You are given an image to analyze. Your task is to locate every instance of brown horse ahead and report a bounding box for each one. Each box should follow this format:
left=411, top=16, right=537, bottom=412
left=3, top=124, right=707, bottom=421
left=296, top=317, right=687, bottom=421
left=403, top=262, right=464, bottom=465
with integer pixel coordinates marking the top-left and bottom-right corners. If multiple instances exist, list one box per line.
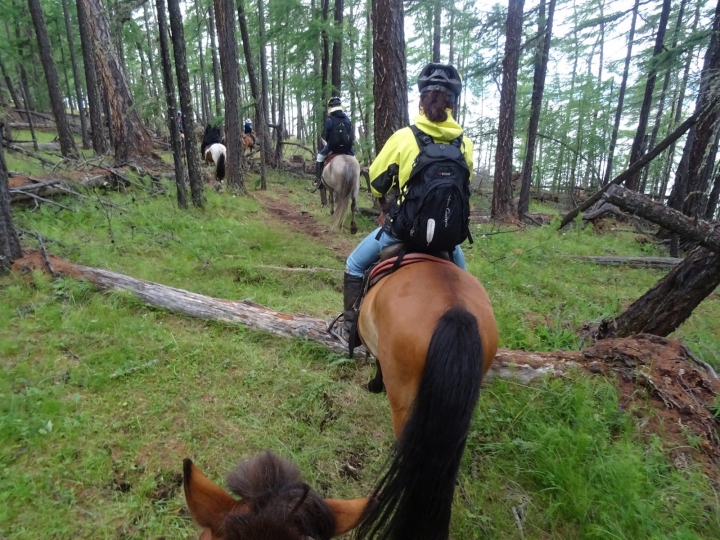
left=354, top=257, right=498, bottom=540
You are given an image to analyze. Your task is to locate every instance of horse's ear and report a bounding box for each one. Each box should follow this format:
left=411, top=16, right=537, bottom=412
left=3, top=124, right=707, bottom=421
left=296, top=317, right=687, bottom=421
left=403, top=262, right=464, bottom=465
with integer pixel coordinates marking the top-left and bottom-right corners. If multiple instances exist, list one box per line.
left=323, top=497, right=371, bottom=537
left=183, top=459, right=236, bottom=535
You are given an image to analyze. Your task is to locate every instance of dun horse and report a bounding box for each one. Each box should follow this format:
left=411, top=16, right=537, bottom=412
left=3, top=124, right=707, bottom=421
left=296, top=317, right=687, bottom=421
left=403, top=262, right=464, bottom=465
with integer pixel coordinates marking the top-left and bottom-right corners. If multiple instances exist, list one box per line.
left=320, top=154, right=360, bottom=233
left=182, top=255, right=497, bottom=539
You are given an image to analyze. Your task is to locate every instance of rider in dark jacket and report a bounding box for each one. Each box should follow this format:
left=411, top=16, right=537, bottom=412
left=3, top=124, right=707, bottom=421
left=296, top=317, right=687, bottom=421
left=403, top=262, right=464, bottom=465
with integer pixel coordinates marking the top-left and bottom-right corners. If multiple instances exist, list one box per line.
left=244, top=119, right=253, bottom=134
left=315, top=97, right=355, bottom=186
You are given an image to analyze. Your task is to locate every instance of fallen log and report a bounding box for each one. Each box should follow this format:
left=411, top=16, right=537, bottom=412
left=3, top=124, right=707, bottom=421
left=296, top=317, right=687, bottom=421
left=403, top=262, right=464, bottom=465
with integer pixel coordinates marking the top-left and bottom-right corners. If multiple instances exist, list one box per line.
left=9, top=171, right=114, bottom=204
left=602, top=184, right=720, bottom=252
left=571, top=256, right=683, bottom=269
left=10, top=251, right=719, bottom=461
left=559, top=105, right=710, bottom=229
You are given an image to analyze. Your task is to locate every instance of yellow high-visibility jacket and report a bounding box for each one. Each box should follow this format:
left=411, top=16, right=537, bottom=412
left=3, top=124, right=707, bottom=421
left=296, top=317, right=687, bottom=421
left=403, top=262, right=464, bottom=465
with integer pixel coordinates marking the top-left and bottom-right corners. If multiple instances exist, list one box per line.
left=369, top=111, right=474, bottom=199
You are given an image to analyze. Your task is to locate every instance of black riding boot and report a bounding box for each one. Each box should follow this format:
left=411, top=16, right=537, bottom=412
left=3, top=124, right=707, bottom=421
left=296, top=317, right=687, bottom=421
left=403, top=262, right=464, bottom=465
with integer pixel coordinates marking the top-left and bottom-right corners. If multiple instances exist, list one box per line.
left=315, top=161, right=324, bottom=188
left=343, top=272, right=364, bottom=346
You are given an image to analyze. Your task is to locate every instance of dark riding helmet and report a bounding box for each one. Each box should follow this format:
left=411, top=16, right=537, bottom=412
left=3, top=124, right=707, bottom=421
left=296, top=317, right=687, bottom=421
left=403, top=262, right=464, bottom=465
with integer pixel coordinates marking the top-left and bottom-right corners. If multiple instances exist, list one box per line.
left=417, top=63, right=462, bottom=103
left=328, top=96, right=341, bottom=108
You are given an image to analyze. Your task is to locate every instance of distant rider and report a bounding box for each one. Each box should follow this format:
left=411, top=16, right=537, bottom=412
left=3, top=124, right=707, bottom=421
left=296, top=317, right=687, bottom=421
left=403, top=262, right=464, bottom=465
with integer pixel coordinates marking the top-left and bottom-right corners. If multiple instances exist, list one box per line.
left=244, top=118, right=253, bottom=135
left=315, top=97, right=355, bottom=187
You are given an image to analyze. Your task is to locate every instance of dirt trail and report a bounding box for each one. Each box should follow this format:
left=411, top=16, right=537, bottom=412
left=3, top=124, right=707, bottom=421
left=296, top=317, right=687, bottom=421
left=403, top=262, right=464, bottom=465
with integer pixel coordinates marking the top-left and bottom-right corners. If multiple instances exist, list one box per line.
left=254, top=191, right=357, bottom=261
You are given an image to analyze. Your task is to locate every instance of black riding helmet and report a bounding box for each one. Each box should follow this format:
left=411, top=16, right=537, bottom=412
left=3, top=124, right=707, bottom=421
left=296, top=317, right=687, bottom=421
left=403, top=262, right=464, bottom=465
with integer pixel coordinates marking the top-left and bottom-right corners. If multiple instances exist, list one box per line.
left=417, top=63, right=462, bottom=103
left=328, top=96, right=341, bottom=108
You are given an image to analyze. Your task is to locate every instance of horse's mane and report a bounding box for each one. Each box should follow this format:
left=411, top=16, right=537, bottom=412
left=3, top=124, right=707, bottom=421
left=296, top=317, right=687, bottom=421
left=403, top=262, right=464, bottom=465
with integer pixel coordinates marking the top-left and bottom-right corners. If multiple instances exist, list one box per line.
left=225, top=451, right=336, bottom=540
left=201, top=125, right=223, bottom=153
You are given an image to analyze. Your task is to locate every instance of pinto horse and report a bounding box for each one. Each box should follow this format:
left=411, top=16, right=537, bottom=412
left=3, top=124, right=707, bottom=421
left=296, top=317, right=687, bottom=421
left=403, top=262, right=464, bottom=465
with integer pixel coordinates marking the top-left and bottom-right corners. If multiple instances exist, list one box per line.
left=352, top=256, right=498, bottom=539
left=183, top=450, right=369, bottom=539
left=203, top=143, right=226, bottom=181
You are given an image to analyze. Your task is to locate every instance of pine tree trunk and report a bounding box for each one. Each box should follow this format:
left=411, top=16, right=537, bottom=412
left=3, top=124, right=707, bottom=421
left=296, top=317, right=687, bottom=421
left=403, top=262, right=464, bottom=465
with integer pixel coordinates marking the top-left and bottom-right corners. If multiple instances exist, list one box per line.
left=275, top=46, right=286, bottom=166
left=79, top=0, right=152, bottom=163
left=142, top=2, right=160, bottom=99
left=257, top=0, right=272, bottom=169
left=681, top=0, right=720, bottom=217
left=625, top=0, right=671, bottom=191
left=0, top=53, right=22, bottom=111
left=643, top=0, right=687, bottom=195
left=28, top=0, right=78, bottom=158
left=57, top=20, right=75, bottom=117
left=432, top=0, right=441, bottom=63
left=331, top=0, right=344, bottom=94
left=214, top=0, right=244, bottom=191
left=518, top=0, right=555, bottom=218
left=61, top=0, right=91, bottom=149
left=600, top=248, right=720, bottom=338
left=167, top=0, right=204, bottom=206
left=194, top=5, right=209, bottom=126
left=705, top=171, right=720, bottom=220
left=602, top=0, right=640, bottom=186
left=372, top=0, right=408, bottom=152
left=491, top=0, right=524, bottom=219
left=0, top=121, right=22, bottom=274
left=76, top=0, right=107, bottom=154
left=155, top=0, right=187, bottom=209
left=208, top=3, right=222, bottom=118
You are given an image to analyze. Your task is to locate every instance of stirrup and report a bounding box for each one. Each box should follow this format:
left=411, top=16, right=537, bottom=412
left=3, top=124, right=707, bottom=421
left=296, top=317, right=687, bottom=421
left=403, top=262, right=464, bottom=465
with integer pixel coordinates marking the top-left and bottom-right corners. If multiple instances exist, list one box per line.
left=326, top=312, right=348, bottom=348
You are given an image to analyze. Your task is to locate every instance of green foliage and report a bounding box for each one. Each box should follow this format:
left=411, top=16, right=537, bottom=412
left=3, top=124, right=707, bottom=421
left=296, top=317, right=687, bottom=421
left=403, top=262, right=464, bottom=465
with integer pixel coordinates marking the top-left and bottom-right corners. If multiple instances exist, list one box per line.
left=1, top=154, right=719, bottom=537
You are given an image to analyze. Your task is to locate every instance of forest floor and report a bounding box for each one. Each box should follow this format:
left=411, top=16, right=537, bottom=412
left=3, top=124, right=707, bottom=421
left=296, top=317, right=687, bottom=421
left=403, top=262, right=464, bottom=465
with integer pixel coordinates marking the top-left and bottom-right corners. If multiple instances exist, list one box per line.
left=1, top=138, right=720, bottom=538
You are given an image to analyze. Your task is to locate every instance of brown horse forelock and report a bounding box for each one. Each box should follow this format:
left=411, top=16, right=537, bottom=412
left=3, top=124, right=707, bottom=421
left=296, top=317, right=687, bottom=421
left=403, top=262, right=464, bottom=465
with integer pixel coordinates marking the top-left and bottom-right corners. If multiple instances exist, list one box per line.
left=221, top=451, right=335, bottom=540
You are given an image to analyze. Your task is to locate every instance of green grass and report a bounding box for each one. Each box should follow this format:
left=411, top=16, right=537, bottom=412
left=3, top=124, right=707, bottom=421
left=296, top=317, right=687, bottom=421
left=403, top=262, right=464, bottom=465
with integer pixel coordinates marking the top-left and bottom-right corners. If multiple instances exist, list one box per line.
left=1, top=157, right=719, bottom=538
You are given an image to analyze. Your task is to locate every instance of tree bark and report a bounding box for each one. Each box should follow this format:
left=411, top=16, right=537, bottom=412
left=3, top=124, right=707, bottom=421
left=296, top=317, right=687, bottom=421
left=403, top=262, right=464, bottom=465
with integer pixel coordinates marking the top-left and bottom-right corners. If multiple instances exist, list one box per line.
left=208, top=3, right=222, bottom=118
left=331, top=0, right=344, bottom=94
left=155, top=0, right=187, bottom=209
left=61, top=0, right=90, bottom=150
left=625, top=0, right=672, bottom=192
left=602, top=185, right=720, bottom=253
left=599, top=247, right=720, bottom=339
left=681, top=0, right=720, bottom=217
left=432, top=0, right=441, bottom=62
left=76, top=0, right=107, bottom=155
left=257, top=0, right=273, bottom=169
left=570, top=256, right=683, bottom=269
left=372, top=0, right=409, bottom=152
left=0, top=53, right=23, bottom=111
left=491, top=0, right=524, bottom=219
left=518, top=0, right=555, bottom=218
left=0, top=121, right=22, bottom=274
left=214, top=0, right=244, bottom=191
left=705, top=171, right=720, bottom=220
left=79, top=0, right=152, bottom=163
left=238, top=0, right=267, bottom=190
left=602, top=0, right=640, bottom=186
left=28, top=0, right=78, bottom=158
left=167, top=0, right=204, bottom=207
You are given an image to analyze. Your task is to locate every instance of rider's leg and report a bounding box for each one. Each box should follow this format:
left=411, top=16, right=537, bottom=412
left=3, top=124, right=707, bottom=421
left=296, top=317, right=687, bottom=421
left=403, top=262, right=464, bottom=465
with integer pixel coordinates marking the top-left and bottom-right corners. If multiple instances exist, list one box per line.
left=342, top=227, right=401, bottom=339
left=452, top=245, right=467, bottom=270
left=315, top=149, right=329, bottom=188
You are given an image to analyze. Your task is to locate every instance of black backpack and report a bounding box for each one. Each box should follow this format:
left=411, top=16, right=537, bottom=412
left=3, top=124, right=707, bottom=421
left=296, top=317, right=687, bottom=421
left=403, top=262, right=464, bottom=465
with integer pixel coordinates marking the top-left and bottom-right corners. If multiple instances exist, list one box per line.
left=327, top=117, right=354, bottom=153
left=387, top=126, right=472, bottom=253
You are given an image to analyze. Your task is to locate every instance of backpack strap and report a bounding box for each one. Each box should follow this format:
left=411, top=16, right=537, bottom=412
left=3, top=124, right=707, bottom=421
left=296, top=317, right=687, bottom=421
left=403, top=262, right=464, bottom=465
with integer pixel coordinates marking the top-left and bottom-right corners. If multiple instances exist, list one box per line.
left=410, top=125, right=434, bottom=149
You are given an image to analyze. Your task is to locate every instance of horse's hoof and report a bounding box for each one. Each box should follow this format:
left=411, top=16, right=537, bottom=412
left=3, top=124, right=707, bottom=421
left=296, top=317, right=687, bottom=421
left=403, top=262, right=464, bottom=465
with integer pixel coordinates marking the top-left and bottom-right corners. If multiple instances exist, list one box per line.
left=350, top=224, right=358, bottom=234
left=367, top=379, right=385, bottom=394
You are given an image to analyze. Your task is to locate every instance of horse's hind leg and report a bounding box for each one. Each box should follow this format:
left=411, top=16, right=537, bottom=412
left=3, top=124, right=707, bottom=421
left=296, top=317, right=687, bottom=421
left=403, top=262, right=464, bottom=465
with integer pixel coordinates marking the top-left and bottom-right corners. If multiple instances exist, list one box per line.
left=319, top=184, right=327, bottom=207
left=350, top=196, right=357, bottom=235
left=367, top=359, right=384, bottom=393
left=329, top=190, right=335, bottom=216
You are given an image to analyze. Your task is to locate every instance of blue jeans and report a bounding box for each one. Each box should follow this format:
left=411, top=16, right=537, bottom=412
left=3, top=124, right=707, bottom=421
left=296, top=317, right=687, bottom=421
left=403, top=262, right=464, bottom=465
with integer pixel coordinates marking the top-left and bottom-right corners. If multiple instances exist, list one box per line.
left=346, top=227, right=467, bottom=277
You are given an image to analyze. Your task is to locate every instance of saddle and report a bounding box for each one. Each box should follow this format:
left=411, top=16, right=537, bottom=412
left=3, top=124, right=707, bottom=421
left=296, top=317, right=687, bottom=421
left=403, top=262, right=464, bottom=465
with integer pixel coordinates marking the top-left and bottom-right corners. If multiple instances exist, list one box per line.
left=343, top=245, right=454, bottom=357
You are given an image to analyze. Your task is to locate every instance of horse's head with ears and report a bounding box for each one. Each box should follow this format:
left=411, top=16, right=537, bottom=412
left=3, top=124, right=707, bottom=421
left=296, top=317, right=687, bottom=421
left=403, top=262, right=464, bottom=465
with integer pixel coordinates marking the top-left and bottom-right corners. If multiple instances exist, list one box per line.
left=183, top=451, right=369, bottom=540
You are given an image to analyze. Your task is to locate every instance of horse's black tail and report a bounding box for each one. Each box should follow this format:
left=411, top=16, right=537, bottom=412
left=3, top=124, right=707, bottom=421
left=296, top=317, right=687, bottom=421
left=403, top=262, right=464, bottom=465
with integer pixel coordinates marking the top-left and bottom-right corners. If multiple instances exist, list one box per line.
left=355, top=306, right=483, bottom=540
left=216, top=151, right=226, bottom=181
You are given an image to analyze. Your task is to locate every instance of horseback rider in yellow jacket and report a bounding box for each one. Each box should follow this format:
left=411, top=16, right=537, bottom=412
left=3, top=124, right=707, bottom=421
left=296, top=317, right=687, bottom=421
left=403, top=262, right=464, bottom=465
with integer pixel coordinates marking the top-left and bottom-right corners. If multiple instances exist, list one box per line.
left=368, top=112, right=473, bottom=201
left=334, top=63, right=473, bottom=346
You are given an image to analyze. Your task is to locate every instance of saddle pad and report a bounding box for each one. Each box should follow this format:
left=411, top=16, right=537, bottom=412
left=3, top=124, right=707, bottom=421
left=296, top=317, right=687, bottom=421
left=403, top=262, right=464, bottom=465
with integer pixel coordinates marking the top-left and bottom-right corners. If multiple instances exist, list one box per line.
left=368, top=253, right=455, bottom=286
left=324, top=153, right=341, bottom=167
